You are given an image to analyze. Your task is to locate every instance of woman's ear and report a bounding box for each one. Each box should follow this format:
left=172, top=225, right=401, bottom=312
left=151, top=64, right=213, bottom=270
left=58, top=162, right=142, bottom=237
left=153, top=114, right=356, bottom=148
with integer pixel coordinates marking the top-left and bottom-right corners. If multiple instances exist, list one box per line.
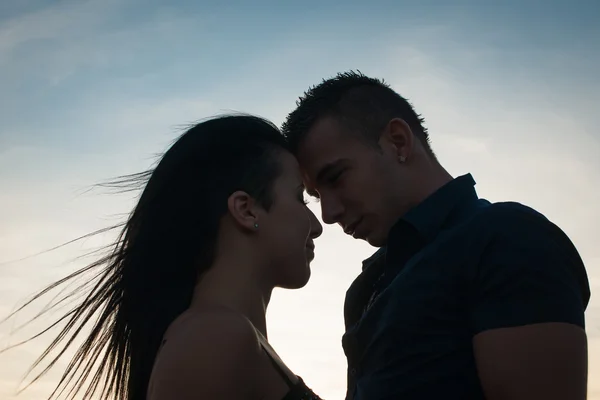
left=227, top=191, right=259, bottom=231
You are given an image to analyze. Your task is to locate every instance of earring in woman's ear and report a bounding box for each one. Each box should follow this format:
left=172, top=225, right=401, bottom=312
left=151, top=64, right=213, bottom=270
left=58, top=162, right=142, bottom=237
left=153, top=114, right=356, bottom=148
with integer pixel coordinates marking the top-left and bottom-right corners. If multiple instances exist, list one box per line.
left=254, top=222, right=259, bottom=229
left=399, top=155, right=407, bottom=163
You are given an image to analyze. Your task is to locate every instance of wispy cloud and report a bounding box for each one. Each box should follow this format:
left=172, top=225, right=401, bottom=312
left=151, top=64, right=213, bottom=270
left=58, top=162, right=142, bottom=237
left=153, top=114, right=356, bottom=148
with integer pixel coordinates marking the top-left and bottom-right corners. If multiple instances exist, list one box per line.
left=0, top=0, right=123, bottom=62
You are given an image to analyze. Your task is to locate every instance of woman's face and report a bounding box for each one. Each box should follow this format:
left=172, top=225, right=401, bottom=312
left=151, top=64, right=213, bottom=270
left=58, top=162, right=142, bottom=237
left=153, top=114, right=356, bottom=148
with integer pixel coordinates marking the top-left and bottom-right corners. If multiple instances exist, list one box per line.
left=258, top=151, right=323, bottom=289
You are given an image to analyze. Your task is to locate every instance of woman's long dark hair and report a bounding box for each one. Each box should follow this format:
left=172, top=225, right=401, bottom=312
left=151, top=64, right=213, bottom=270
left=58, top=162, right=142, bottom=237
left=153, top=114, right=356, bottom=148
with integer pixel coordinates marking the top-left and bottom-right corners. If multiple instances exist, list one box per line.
left=1, top=115, right=289, bottom=400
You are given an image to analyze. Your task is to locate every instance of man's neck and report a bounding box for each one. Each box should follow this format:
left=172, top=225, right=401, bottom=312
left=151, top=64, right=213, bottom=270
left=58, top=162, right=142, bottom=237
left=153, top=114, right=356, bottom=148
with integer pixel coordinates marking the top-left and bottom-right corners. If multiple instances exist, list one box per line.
left=416, top=162, right=453, bottom=205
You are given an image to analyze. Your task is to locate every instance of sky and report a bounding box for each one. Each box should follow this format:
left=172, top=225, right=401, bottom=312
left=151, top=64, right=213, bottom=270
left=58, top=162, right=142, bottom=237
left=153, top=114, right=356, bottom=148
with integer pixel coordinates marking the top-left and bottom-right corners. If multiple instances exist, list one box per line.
left=0, top=0, right=599, bottom=398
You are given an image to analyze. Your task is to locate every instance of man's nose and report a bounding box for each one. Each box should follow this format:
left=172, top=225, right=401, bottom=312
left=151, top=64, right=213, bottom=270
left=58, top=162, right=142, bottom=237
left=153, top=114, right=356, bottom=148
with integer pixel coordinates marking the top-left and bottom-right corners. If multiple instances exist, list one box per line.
left=320, top=194, right=344, bottom=225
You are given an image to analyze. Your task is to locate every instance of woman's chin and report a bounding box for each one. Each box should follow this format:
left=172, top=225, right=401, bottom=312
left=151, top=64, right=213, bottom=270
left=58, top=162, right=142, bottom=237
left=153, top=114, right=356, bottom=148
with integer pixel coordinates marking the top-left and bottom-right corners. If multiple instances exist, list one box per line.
left=277, top=267, right=311, bottom=290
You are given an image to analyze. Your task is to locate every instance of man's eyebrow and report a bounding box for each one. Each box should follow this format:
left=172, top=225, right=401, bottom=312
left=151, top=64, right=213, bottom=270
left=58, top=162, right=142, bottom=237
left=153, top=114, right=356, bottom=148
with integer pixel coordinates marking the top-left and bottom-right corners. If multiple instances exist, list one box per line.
left=304, top=159, right=347, bottom=199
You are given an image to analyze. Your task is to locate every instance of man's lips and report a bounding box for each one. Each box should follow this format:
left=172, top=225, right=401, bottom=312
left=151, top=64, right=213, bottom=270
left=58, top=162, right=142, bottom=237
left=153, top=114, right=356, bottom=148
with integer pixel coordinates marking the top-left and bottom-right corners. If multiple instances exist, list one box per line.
left=344, top=218, right=362, bottom=236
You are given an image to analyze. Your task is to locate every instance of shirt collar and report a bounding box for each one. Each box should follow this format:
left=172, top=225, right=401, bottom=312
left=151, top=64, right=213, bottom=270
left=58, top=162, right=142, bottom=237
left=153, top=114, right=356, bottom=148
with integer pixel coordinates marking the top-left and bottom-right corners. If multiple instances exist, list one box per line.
left=362, top=173, right=480, bottom=271
left=393, top=173, right=479, bottom=243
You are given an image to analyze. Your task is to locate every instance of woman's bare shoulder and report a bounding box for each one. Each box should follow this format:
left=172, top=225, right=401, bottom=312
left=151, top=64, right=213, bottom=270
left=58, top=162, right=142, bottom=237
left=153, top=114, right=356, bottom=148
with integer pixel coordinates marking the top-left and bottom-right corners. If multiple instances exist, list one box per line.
left=148, top=311, right=262, bottom=400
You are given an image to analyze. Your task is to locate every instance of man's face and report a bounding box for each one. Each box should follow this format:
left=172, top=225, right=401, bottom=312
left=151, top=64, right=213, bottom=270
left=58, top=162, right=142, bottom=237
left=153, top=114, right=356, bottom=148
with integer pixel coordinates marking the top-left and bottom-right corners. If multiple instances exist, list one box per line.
left=295, top=117, right=412, bottom=247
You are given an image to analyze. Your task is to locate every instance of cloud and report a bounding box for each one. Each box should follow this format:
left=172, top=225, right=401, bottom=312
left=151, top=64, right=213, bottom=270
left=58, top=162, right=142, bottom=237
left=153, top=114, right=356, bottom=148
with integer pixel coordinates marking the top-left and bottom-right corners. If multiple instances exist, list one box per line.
left=0, top=0, right=121, bottom=61
left=0, top=0, right=215, bottom=88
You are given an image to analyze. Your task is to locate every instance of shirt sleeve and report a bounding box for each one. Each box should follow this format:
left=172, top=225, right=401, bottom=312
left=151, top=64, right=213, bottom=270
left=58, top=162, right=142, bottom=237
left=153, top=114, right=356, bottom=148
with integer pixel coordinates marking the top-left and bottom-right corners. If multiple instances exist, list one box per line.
left=471, top=206, right=590, bottom=334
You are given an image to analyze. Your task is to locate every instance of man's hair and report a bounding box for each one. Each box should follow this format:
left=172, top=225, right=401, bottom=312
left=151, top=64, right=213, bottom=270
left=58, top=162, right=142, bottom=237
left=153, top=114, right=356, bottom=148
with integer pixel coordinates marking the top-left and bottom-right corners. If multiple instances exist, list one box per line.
left=281, top=70, right=434, bottom=158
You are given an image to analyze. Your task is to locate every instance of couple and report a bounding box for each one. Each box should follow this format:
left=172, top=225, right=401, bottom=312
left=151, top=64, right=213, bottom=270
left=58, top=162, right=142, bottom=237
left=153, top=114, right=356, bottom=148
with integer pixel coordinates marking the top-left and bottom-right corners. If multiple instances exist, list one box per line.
left=20, top=71, right=590, bottom=400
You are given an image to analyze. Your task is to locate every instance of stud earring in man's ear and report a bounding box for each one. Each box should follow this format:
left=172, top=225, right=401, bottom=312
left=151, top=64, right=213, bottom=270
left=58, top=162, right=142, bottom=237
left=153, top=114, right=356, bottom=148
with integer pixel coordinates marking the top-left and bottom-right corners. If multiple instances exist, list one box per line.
left=399, top=155, right=407, bottom=163
left=254, top=222, right=259, bottom=229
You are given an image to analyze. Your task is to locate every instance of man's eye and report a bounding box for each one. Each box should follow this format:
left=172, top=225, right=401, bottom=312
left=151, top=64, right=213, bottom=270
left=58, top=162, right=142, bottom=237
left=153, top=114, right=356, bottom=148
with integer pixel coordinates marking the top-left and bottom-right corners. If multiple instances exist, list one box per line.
left=327, top=170, right=343, bottom=184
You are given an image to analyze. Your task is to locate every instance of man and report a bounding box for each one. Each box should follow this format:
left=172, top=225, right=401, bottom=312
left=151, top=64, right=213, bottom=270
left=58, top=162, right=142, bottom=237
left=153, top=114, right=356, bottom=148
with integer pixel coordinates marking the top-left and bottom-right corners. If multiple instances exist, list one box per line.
left=281, top=71, right=590, bottom=400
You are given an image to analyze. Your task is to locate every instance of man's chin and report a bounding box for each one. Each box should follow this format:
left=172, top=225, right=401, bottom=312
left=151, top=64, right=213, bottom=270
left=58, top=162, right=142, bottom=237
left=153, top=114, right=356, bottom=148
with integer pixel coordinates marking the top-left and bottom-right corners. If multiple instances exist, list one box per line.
left=346, top=226, right=386, bottom=247
left=364, top=233, right=387, bottom=248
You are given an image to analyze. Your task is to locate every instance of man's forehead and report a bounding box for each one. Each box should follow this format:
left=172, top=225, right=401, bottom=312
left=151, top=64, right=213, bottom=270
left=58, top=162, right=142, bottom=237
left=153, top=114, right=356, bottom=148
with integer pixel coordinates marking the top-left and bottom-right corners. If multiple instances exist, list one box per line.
left=295, top=117, right=352, bottom=190
left=296, top=117, right=344, bottom=158
left=299, top=168, right=319, bottom=198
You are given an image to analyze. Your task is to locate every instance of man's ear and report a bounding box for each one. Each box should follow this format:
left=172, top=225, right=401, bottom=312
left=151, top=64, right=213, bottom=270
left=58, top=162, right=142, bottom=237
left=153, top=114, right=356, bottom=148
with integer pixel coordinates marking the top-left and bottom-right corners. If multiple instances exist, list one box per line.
left=379, top=118, right=414, bottom=163
left=226, top=191, right=259, bottom=231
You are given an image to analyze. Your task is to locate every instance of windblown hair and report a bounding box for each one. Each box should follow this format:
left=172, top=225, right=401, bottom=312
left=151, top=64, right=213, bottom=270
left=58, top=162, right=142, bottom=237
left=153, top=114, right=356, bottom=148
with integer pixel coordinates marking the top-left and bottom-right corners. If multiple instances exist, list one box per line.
left=1, top=114, right=289, bottom=400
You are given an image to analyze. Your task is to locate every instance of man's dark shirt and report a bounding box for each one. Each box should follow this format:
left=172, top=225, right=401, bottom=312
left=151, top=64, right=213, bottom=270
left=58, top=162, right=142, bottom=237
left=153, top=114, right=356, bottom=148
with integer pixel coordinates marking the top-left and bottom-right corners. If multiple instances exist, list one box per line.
left=342, top=174, right=590, bottom=400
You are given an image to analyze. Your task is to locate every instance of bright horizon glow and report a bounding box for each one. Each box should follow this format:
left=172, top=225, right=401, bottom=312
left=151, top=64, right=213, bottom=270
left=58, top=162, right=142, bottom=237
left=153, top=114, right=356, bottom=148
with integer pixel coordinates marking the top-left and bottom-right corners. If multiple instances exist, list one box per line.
left=1, top=1, right=599, bottom=399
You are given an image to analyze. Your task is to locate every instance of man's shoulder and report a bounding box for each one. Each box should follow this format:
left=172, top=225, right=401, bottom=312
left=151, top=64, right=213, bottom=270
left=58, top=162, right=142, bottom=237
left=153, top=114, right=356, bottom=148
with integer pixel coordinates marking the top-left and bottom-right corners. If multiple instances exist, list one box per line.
left=475, top=200, right=545, bottom=223
left=473, top=202, right=590, bottom=307
left=470, top=201, right=558, bottom=239
left=468, top=200, right=585, bottom=264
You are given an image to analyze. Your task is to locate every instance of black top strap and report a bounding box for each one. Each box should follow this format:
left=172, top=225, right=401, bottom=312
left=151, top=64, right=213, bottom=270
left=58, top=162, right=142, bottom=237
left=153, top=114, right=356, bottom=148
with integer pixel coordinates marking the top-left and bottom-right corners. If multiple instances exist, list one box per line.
left=260, top=344, right=296, bottom=388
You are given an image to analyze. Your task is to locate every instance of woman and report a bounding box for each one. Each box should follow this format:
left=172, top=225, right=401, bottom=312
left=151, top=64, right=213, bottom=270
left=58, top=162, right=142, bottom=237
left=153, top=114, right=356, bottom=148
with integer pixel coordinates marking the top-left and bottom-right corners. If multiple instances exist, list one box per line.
left=6, top=115, right=324, bottom=400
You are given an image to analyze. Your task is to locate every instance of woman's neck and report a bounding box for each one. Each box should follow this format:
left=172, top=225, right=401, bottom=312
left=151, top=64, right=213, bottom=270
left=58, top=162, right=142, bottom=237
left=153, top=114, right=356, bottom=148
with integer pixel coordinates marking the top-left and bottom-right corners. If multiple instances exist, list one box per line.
left=189, top=262, right=273, bottom=337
